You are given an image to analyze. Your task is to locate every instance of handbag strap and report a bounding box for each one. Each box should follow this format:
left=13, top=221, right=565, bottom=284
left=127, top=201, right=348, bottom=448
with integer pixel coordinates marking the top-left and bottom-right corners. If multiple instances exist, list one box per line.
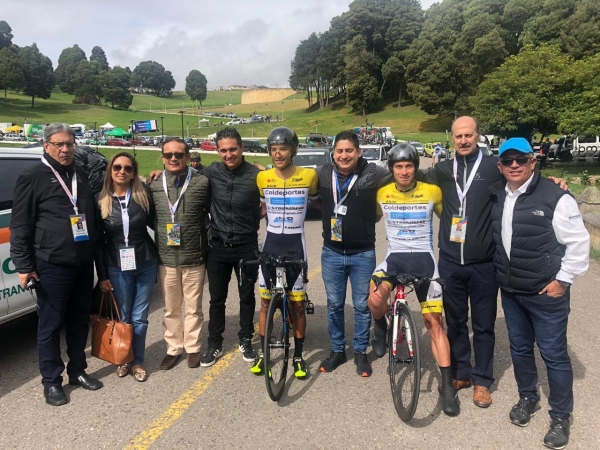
left=98, top=291, right=123, bottom=322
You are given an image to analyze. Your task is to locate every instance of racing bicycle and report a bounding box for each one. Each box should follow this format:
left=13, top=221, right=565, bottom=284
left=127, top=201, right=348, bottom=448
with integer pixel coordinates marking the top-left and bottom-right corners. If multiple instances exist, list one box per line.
left=239, top=252, right=313, bottom=401
left=371, top=272, right=445, bottom=422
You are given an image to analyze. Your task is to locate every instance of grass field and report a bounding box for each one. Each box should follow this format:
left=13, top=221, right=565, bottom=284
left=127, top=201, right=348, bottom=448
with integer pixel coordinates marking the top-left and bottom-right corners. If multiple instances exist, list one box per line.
left=0, top=88, right=451, bottom=144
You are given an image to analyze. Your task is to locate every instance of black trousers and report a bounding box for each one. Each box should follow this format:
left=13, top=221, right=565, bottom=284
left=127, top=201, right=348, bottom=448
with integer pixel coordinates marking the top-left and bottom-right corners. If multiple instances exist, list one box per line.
left=438, top=258, right=498, bottom=388
left=206, top=240, right=258, bottom=348
left=36, top=257, right=94, bottom=387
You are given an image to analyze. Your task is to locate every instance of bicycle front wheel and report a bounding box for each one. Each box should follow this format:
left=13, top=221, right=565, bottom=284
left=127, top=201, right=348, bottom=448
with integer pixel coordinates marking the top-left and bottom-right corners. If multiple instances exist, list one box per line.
left=264, top=292, right=290, bottom=401
left=389, top=301, right=421, bottom=422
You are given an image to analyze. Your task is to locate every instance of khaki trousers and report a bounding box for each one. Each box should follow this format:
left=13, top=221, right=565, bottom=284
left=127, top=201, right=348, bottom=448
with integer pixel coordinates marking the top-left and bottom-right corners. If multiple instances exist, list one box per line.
left=158, top=264, right=205, bottom=355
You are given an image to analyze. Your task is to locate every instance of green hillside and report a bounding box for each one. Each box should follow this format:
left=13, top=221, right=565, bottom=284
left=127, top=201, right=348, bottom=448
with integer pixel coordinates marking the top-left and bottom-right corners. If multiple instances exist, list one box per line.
left=0, top=89, right=451, bottom=144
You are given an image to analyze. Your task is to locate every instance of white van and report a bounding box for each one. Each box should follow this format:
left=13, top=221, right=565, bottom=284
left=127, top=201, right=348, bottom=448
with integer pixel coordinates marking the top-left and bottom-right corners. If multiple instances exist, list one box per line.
left=0, top=147, right=44, bottom=324
left=361, top=144, right=389, bottom=168
left=571, top=135, right=600, bottom=160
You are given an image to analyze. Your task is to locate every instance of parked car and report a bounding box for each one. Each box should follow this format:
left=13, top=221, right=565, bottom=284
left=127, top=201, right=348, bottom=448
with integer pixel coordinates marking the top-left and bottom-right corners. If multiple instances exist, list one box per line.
left=293, top=148, right=333, bottom=168
left=200, top=140, right=217, bottom=151
left=408, top=141, right=425, bottom=156
left=0, top=147, right=43, bottom=323
left=128, top=138, right=146, bottom=146
left=106, top=138, right=132, bottom=147
left=477, top=143, right=493, bottom=157
left=203, top=112, right=214, bottom=117
left=424, top=142, right=445, bottom=157
left=242, top=139, right=267, bottom=153
left=86, top=138, right=106, bottom=146
left=227, top=118, right=243, bottom=126
left=213, top=113, right=224, bottom=118
left=361, top=145, right=388, bottom=168
left=225, top=112, right=237, bottom=118
left=1, top=133, right=24, bottom=142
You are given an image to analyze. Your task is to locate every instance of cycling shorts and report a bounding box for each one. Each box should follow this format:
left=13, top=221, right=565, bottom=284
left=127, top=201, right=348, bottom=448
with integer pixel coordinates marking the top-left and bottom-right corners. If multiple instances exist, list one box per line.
left=372, top=251, right=443, bottom=314
left=259, top=233, right=306, bottom=302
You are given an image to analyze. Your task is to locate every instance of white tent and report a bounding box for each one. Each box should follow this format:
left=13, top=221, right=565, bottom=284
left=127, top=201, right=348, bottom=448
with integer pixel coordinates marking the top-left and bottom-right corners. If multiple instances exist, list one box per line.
left=99, top=122, right=116, bottom=130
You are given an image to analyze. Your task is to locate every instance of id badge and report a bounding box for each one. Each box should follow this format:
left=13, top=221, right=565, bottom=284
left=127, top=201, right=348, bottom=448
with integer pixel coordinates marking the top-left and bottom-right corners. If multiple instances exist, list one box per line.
left=119, top=246, right=137, bottom=271
left=330, top=216, right=343, bottom=242
left=166, top=223, right=181, bottom=246
left=70, top=214, right=89, bottom=242
left=449, top=215, right=467, bottom=243
left=334, top=205, right=347, bottom=216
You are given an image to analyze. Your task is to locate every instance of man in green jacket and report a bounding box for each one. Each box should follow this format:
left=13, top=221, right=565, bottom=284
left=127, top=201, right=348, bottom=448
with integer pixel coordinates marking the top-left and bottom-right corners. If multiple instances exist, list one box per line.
left=148, top=137, right=210, bottom=370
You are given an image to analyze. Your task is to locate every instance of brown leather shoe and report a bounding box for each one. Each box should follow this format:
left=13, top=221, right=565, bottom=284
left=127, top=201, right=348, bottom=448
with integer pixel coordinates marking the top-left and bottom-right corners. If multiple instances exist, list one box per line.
left=438, top=378, right=472, bottom=393
left=473, top=385, right=492, bottom=408
left=187, top=352, right=201, bottom=368
left=160, top=354, right=181, bottom=370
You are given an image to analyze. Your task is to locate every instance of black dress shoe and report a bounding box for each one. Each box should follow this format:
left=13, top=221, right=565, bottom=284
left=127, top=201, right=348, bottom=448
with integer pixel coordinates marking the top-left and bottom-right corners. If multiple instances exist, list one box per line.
left=44, top=386, right=69, bottom=406
left=68, top=373, right=103, bottom=391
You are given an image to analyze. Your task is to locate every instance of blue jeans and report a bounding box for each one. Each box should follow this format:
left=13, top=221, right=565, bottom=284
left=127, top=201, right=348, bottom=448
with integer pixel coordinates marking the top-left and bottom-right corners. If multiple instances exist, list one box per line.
left=107, top=257, right=158, bottom=366
left=321, top=247, right=375, bottom=353
left=501, top=289, right=572, bottom=420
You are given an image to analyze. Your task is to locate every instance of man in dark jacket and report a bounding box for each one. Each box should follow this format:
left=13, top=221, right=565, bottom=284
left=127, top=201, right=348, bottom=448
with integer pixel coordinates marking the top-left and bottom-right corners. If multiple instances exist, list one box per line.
left=10, top=123, right=103, bottom=406
left=425, top=116, right=503, bottom=408
left=490, top=138, right=588, bottom=450
left=148, top=138, right=210, bottom=370
left=317, top=130, right=391, bottom=377
left=200, top=127, right=262, bottom=367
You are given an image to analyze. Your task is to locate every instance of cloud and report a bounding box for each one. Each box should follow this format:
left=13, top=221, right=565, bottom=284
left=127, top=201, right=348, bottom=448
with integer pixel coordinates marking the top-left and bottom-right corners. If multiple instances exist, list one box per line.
left=3, top=0, right=350, bottom=89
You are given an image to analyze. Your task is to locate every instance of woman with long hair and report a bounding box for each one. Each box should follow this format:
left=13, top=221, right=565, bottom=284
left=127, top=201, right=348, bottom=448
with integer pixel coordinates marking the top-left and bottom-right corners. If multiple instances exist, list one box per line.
left=97, top=152, right=157, bottom=382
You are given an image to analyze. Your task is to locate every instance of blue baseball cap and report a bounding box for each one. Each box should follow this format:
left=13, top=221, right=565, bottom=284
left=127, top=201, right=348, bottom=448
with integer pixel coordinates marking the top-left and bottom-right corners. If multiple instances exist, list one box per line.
left=498, top=137, right=533, bottom=157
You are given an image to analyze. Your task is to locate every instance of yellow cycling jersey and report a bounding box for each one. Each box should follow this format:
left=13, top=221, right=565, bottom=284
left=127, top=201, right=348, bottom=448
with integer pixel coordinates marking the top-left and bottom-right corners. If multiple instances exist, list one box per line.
left=257, top=166, right=319, bottom=234
left=376, top=181, right=443, bottom=252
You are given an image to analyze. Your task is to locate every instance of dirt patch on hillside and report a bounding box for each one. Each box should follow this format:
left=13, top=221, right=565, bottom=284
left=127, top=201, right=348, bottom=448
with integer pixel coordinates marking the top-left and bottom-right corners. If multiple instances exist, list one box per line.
left=242, top=89, right=296, bottom=105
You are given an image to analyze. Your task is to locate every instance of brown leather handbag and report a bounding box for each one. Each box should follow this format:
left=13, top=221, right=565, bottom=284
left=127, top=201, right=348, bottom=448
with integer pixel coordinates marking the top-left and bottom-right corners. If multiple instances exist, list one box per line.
left=90, top=291, right=134, bottom=365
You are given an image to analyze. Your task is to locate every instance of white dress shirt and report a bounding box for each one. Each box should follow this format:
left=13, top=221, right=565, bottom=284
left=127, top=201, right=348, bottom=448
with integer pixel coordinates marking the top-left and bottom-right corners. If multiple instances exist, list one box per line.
left=501, top=174, right=590, bottom=284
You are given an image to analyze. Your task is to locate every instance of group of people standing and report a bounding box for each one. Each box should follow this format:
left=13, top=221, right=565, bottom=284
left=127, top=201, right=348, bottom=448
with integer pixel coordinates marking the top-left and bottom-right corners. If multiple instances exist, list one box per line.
left=9, top=117, right=589, bottom=449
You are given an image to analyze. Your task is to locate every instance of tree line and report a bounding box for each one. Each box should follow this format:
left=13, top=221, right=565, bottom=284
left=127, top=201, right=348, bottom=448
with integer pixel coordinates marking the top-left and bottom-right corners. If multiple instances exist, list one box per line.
left=0, top=20, right=208, bottom=110
left=289, top=0, right=600, bottom=137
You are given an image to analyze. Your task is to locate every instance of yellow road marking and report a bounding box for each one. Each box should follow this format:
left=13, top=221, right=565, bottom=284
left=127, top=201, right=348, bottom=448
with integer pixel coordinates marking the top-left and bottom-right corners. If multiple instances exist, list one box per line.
left=124, top=264, right=322, bottom=450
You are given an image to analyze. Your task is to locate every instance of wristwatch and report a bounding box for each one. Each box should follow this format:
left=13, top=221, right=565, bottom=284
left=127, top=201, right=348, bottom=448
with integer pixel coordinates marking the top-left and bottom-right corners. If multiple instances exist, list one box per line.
left=556, top=280, right=571, bottom=288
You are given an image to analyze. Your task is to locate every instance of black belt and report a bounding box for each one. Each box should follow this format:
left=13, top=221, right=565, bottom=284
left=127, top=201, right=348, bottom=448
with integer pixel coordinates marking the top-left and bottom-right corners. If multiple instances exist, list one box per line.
left=210, top=236, right=253, bottom=248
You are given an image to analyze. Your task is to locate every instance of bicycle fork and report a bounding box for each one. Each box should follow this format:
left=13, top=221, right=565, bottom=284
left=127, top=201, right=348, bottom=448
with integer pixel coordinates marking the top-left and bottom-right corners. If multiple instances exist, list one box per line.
left=391, top=285, right=415, bottom=359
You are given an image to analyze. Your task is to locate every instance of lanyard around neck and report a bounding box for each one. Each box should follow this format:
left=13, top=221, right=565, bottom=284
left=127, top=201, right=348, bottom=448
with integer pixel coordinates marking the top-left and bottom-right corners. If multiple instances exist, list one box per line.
left=453, top=150, right=482, bottom=216
left=332, top=170, right=358, bottom=210
left=42, top=157, right=78, bottom=214
left=115, top=189, right=131, bottom=247
left=162, top=168, right=192, bottom=222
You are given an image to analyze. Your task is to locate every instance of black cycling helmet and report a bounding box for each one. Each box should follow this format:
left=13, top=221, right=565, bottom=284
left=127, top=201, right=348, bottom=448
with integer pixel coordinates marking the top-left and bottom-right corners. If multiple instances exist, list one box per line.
left=387, top=143, right=420, bottom=172
left=267, top=127, right=299, bottom=157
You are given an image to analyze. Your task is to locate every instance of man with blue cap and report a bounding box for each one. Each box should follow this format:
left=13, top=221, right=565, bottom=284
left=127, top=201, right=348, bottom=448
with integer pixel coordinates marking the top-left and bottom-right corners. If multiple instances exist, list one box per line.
left=489, top=137, right=589, bottom=450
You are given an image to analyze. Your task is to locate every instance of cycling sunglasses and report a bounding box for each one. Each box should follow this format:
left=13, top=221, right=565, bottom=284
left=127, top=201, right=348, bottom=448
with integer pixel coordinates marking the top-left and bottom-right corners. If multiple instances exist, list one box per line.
left=162, top=152, right=187, bottom=160
left=499, top=157, right=532, bottom=167
left=112, top=164, right=134, bottom=174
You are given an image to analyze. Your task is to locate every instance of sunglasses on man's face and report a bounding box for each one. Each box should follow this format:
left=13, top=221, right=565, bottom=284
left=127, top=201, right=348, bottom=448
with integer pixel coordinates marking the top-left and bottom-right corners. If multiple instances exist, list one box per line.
left=499, top=157, right=532, bottom=167
left=112, top=164, right=134, bottom=174
left=162, top=152, right=186, bottom=160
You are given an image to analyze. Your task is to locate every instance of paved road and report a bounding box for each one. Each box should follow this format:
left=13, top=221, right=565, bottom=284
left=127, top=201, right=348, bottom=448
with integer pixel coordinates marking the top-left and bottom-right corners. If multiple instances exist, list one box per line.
left=1, top=186, right=599, bottom=449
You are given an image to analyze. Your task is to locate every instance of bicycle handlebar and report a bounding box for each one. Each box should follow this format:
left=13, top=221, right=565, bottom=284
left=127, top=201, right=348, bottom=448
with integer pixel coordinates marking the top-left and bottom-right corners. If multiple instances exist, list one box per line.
left=238, top=252, right=309, bottom=284
left=371, top=273, right=445, bottom=291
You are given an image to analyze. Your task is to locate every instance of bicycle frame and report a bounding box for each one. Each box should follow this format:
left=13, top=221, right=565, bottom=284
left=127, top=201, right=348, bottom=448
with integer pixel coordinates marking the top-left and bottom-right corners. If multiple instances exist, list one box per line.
left=391, top=285, right=415, bottom=361
left=271, top=266, right=291, bottom=334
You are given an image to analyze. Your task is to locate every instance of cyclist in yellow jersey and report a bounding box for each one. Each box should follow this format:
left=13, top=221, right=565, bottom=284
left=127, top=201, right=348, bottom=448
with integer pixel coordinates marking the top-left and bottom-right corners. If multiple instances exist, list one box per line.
left=368, top=143, right=460, bottom=416
left=252, top=127, right=319, bottom=379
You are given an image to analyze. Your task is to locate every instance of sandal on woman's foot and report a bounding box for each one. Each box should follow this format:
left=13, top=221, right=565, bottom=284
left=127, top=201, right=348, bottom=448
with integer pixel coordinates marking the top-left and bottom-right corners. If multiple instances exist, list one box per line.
left=131, top=365, right=148, bottom=382
left=116, top=363, right=131, bottom=378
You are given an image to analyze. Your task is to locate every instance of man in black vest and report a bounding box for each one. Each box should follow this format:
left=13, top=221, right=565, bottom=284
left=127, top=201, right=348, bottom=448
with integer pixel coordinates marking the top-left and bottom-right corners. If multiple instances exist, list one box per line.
left=490, top=138, right=589, bottom=450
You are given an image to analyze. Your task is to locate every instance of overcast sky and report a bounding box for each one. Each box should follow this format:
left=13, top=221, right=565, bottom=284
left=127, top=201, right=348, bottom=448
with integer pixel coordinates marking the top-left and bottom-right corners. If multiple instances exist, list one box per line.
left=3, top=0, right=438, bottom=90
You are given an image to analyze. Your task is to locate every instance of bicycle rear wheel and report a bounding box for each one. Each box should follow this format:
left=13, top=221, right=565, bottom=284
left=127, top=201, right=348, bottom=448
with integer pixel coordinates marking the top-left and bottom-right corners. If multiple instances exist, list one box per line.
left=389, top=301, right=421, bottom=422
left=264, top=292, right=290, bottom=401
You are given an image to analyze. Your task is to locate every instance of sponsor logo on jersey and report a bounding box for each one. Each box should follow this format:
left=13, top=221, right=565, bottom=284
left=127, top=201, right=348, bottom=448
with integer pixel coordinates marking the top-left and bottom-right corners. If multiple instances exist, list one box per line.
left=273, top=217, right=294, bottom=223
left=397, top=229, right=417, bottom=236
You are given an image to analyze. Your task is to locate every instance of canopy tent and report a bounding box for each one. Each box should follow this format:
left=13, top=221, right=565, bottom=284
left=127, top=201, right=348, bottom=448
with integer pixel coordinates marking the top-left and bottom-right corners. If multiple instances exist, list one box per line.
left=3, top=125, right=23, bottom=133
left=99, top=122, right=116, bottom=130
left=104, top=127, right=131, bottom=138
left=197, top=118, right=210, bottom=128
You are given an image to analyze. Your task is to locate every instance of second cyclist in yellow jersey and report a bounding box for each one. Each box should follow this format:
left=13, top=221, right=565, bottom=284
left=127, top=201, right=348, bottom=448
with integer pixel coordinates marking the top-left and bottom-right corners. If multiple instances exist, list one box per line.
left=252, top=127, right=319, bottom=379
left=368, top=143, right=460, bottom=417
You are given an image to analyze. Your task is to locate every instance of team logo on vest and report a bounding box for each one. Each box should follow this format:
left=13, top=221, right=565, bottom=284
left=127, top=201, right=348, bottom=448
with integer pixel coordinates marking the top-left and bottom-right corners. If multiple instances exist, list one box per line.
left=532, top=210, right=544, bottom=217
